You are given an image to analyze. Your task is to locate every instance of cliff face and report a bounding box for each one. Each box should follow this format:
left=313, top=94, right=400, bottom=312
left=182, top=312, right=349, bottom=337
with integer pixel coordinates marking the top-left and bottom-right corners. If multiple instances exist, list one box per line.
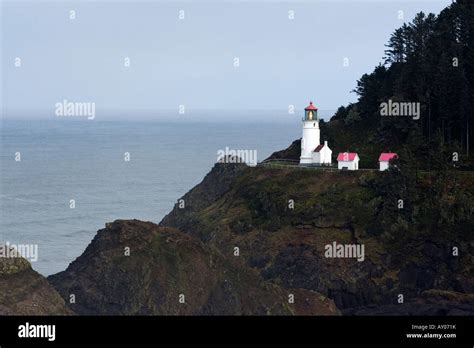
left=48, top=220, right=339, bottom=315
left=0, top=250, right=72, bottom=315
left=160, top=149, right=474, bottom=314
left=161, top=165, right=386, bottom=309
left=160, top=162, right=247, bottom=242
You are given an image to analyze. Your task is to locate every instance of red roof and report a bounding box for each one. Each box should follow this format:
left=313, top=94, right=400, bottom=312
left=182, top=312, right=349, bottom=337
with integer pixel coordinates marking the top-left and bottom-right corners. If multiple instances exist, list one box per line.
left=313, top=144, right=324, bottom=152
left=304, top=101, right=318, bottom=110
left=337, top=152, right=358, bottom=161
left=379, top=153, right=397, bottom=161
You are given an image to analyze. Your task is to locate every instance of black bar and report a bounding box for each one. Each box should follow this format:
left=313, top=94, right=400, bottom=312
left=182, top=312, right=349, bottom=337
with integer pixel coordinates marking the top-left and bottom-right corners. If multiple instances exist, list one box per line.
left=0, top=316, right=472, bottom=346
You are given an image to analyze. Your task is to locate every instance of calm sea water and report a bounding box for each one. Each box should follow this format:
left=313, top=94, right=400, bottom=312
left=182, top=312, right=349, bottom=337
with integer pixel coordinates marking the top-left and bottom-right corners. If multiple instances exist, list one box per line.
left=1, top=116, right=302, bottom=275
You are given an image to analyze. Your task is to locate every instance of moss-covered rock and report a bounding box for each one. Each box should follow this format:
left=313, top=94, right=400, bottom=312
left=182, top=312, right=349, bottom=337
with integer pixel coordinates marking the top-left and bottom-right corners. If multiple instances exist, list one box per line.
left=0, top=250, right=72, bottom=315
left=48, top=220, right=339, bottom=315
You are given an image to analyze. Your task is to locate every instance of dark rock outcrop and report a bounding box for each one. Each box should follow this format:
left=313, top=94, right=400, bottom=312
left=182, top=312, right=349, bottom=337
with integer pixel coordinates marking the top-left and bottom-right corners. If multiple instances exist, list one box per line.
left=0, top=249, right=72, bottom=315
left=48, top=220, right=339, bottom=315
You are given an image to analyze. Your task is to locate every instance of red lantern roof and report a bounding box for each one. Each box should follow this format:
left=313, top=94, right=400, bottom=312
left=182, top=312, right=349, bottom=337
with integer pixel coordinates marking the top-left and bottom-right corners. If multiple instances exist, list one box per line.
left=304, top=101, right=318, bottom=110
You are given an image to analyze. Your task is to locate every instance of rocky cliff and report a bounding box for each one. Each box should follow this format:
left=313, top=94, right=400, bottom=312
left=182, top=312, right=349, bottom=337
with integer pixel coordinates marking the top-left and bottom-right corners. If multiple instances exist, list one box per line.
left=0, top=249, right=72, bottom=315
left=48, top=220, right=339, bottom=315
left=160, top=150, right=474, bottom=314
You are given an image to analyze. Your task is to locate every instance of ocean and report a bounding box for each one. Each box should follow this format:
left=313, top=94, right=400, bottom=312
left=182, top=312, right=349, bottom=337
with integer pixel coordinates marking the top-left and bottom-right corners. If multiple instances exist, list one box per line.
left=0, top=114, right=308, bottom=276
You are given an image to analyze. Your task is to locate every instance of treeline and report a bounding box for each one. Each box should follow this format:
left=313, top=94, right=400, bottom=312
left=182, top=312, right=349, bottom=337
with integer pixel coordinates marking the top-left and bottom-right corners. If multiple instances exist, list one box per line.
left=328, top=0, right=473, bottom=168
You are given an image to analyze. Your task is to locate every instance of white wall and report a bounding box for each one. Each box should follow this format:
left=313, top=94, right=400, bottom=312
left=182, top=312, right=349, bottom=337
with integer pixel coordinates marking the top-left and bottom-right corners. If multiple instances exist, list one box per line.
left=338, top=159, right=359, bottom=170
left=312, top=151, right=321, bottom=164
left=319, top=145, right=332, bottom=164
left=300, top=120, right=320, bottom=164
left=311, top=146, right=332, bottom=165
left=379, top=161, right=389, bottom=171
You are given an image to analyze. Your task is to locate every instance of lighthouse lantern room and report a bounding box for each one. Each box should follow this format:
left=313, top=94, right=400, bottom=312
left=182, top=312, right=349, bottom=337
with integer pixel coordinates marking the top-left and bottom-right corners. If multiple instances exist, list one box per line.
left=304, top=101, right=318, bottom=121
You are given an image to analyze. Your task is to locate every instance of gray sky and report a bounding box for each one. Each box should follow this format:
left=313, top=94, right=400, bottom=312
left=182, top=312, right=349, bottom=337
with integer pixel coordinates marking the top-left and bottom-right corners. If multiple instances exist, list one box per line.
left=2, top=0, right=450, bottom=119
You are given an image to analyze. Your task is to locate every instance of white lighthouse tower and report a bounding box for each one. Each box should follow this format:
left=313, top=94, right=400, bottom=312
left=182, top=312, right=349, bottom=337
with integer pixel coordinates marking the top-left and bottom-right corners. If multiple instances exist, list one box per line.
left=299, top=101, right=321, bottom=165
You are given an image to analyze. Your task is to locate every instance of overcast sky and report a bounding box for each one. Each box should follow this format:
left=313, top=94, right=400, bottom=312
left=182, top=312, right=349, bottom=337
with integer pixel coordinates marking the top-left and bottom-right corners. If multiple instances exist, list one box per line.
left=2, top=0, right=450, bottom=119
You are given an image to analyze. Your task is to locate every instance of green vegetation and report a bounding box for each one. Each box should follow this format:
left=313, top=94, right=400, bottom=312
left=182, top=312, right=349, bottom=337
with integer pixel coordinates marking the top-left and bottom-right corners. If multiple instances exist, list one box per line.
left=322, top=1, right=474, bottom=169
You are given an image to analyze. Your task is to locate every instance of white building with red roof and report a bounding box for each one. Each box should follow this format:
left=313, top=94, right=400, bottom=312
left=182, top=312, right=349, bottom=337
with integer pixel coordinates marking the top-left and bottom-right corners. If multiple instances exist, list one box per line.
left=379, top=152, right=397, bottom=171
left=299, top=101, right=332, bottom=165
left=337, top=152, right=360, bottom=170
left=312, top=141, right=332, bottom=165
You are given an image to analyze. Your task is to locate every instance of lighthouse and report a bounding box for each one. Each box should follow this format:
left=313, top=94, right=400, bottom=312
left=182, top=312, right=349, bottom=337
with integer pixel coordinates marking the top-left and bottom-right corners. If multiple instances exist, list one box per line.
left=299, top=101, right=332, bottom=165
